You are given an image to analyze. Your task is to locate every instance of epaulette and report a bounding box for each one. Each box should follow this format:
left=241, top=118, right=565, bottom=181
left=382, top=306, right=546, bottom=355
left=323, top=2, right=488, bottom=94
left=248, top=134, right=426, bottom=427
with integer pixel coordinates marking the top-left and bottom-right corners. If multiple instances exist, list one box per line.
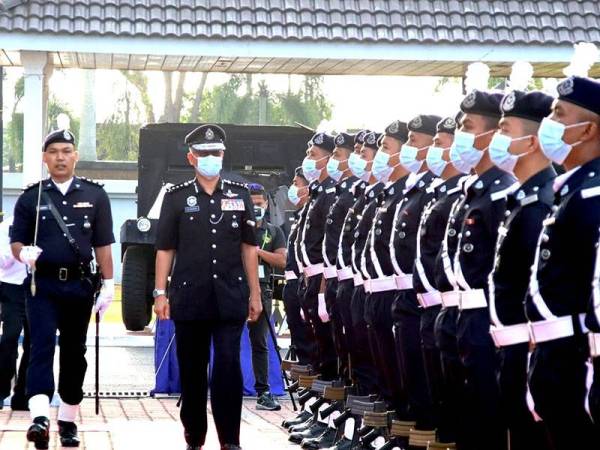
left=166, top=179, right=195, bottom=194
left=79, top=176, right=105, bottom=187
left=223, top=179, right=248, bottom=190
left=22, top=181, right=40, bottom=192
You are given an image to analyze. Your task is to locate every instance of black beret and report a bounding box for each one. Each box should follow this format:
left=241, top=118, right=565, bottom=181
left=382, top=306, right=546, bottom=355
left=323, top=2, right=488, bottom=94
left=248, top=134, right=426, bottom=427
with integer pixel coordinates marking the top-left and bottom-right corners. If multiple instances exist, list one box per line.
left=556, top=76, right=600, bottom=116
left=185, top=124, right=226, bottom=151
left=460, top=90, right=503, bottom=118
left=436, top=117, right=457, bottom=135
left=363, top=131, right=382, bottom=150
left=309, top=132, right=335, bottom=152
left=43, top=129, right=75, bottom=152
left=500, top=90, right=553, bottom=123
left=354, top=129, right=370, bottom=145
left=334, top=132, right=355, bottom=150
left=384, top=120, right=408, bottom=142
left=407, top=114, right=442, bottom=137
left=294, top=166, right=308, bottom=181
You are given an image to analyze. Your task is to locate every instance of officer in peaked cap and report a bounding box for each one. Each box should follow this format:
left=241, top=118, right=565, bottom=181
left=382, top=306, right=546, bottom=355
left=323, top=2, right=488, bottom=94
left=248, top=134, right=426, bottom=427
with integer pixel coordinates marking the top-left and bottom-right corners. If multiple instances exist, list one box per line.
left=11, top=129, right=115, bottom=449
left=527, top=76, right=600, bottom=449
left=488, top=90, right=555, bottom=450
left=154, top=124, right=261, bottom=450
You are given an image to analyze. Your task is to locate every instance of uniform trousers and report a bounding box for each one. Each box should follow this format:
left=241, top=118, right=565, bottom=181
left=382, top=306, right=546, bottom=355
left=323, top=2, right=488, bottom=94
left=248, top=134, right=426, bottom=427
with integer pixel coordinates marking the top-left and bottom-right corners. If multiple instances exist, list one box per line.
left=392, top=289, right=434, bottom=429
left=324, top=277, right=348, bottom=380
left=456, top=308, right=505, bottom=450
left=364, top=290, right=406, bottom=413
left=0, top=281, right=29, bottom=402
left=528, top=335, right=596, bottom=450
left=282, top=279, right=315, bottom=365
left=301, top=274, right=337, bottom=380
left=26, top=275, right=94, bottom=405
left=175, top=319, right=244, bottom=446
left=497, top=342, right=551, bottom=450
left=420, top=305, right=444, bottom=431
left=247, top=288, right=272, bottom=395
left=590, top=356, right=600, bottom=436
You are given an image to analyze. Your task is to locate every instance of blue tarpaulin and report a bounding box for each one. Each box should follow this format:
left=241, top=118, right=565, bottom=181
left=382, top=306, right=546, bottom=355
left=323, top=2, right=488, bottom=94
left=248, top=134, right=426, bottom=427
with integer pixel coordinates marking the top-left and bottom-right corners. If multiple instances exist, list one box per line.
left=153, top=319, right=284, bottom=396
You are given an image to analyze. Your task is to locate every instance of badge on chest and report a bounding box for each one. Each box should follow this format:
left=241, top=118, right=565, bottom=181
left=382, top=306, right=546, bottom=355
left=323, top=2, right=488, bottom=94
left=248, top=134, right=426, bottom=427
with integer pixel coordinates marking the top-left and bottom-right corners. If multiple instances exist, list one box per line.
left=221, top=199, right=245, bottom=211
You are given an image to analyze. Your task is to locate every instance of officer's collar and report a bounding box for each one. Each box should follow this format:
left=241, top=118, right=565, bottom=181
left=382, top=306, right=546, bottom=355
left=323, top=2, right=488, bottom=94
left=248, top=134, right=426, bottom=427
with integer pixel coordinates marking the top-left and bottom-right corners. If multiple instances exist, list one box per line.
left=516, top=166, right=557, bottom=198
left=554, top=156, right=600, bottom=198
left=384, top=173, right=408, bottom=196
left=404, top=170, right=434, bottom=194
left=337, top=176, right=357, bottom=193
left=467, top=166, right=506, bottom=196
left=43, top=176, right=82, bottom=194
left=438, top=174, right=462, bottom=196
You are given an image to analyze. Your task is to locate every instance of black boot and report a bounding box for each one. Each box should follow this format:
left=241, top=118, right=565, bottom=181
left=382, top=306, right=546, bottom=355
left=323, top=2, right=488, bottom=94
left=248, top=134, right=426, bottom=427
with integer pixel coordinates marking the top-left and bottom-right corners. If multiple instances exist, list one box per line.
left=10, top=394, right=29, bottom=411
left=289, top=421, right=328, bottom=444
left=282, top=409, right=312, bottom=428
left=301, top=427, right=337, bottom=449
left=58, top=420, right=80, bottom=447
left=26, top=416, right=50, bottom=450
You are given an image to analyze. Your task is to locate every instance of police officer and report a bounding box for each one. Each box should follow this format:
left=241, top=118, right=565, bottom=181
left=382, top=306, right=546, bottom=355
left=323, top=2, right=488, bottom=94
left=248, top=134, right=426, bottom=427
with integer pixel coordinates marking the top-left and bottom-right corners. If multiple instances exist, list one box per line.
left=487, top=90, right=555, bottom=450
left=527, top=76, right=600, bottom=449
left=362, top=121, right=410, bottom=416
left=0, top=215, right=29, bottom=411
left=452, top=90, right=516, bottom=450
left=10, top=129, right=115, bottom=449
left=154, top=124, right=261, bottom=450
left=247, top=183, right=286, bottom=411
left=413, top=116, right=463, bottom=446
left=321, top=132, right=358, bottom=383
left=296, top=133, right=338, bottom=380
left=588, top=234, right=600, bottom=430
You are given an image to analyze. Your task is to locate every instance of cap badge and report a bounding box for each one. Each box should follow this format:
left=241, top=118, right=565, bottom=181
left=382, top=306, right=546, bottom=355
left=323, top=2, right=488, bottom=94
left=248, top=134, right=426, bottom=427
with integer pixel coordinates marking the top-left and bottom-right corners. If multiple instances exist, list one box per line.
left=502, top=91, right=516, bottom=112
left=557, top=77, right=575, bottom=96
left=205, top=128, right=215, bottom=140
left=63, top=130, right=72, bottom=140
left=314, top=133, right=324, bottom=145
left=388, top=121, right=400, bottom=134
left=443, top=118, right=455, bottom=128
left=335, top=134, right=345, bottom=146
left=186, top=196, right=197, bottom=207
left=463, top=91, right=477, bottom=109
left=410, top=116, right=423, bottom=129
left=357, top=131, right=366, bottom=141
left=366, top=133, right=376, bottom=145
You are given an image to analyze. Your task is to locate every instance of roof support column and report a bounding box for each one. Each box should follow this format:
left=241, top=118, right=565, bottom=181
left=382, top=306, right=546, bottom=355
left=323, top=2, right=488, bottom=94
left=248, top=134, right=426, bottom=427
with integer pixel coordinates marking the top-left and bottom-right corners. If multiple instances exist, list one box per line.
left=20, top=51, right=52, bottom=186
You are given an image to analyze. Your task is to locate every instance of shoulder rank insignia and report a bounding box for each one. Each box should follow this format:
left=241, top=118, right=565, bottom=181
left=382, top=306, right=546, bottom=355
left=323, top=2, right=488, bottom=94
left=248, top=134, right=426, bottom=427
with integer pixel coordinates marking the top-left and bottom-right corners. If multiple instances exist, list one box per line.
left=79, top=176, right=105, bottom=187
left=166, top=179, right=194, bottom=194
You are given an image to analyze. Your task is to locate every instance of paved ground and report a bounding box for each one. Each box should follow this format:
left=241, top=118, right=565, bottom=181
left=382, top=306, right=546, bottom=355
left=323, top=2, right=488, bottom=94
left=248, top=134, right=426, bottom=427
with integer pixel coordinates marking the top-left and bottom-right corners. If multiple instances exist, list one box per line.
left=0, top=398, right=298, bottom=449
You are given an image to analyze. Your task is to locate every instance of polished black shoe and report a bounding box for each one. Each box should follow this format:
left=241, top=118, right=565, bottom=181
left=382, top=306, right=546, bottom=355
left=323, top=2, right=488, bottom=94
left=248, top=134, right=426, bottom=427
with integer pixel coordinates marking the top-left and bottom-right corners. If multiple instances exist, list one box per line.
left=289, top=422, right=328, bottom=444
left=301, top=426, right=337, bottom=449
left=26, top=416, right=50, bottom=450
left=186, top=446, right=202, bottom=450
left=282, top=409, right=312, bottom=429
left=58, top=420, right=80, bottom=447
left=221, top=445, right=242, bottom=450
left=289, top=416, right=316, bottom=433
left=323, top=437, right=353, bottom=450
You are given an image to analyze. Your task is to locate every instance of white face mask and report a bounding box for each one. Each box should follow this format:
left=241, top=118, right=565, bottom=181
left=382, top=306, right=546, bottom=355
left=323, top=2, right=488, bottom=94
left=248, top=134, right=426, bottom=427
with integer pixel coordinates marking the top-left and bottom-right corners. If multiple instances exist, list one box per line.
left=489, top=132, right=533, bottom=173
left=537, top=117, right=588, bottom=165
left=195, top=154, right=223, bottom=178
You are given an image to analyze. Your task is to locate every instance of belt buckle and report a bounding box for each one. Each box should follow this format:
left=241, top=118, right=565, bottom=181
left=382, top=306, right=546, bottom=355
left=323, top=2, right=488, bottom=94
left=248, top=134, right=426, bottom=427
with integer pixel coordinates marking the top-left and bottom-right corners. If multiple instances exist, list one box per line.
left=59, top=267, right=68, bottom=281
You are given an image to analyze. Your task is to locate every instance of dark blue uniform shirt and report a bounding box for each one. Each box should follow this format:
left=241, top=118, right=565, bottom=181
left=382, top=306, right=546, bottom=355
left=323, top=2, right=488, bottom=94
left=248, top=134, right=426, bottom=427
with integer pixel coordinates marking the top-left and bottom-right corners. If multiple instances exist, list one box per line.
left=337, top=180, right=368, bottom=270
left=286, top=207, right=307, bottom=276
left=352, top=183, right=385, bottom=275
left=323, top=176, right=358, bottom=267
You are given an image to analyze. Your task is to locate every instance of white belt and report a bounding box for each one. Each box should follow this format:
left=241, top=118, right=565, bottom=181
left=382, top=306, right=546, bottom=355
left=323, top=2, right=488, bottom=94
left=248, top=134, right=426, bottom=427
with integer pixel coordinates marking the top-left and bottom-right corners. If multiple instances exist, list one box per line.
left=364, top=276, right=397, bottom=294
left=337, top=267, right=354, bottom=281
left=394, top=274, right=413, bottom=290
left=323, top=266, right=338, bottom=279
left=589, top=333, right=600, bottom=358
left=458, top=289, right=487, bottom=310
left=528, top=314, right=588, bottom=344
left=490, top=323, right=530, bottom=347
left=441, top=291, right=460, bottom=308
left=303, top=263, right=324, bottom=278
left=417, top=291, right=442, bottom=308
left=284, top=271, right=298, bottom=281
left=353, top=273, right=363, bottom=287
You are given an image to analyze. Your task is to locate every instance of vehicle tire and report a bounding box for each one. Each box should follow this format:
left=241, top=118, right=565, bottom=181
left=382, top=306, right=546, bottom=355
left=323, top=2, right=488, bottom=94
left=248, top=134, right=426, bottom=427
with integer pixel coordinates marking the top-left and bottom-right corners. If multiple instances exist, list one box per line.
left=122, top=245, right=154, bottom=331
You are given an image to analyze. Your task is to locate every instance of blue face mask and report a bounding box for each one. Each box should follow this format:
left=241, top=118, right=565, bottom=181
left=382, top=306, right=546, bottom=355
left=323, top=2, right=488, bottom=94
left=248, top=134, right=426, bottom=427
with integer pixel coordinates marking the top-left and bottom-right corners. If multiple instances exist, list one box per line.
left=426, top=146, right=448, bottom=177
left=538, top=117, right=588, bottom=165
left=302, top=156, right=328, bottom=183
left=489, top=132, right=533, bottom=173
left=449, top=144, right=473, bottom=174
left=348, top=153, right=370, bottom=181
left=287, top=185, right=306, bottom=206
left=195, top=154, right=223, bottom=178
left=253, top=206, right=266, bottom=221
left=453, top=130, right=493, bottom=167
left=400, top=144, right=425, bottom=173
left=372, top=150, right=397, bottom=183
left=326, top=157, right=347, bottom=182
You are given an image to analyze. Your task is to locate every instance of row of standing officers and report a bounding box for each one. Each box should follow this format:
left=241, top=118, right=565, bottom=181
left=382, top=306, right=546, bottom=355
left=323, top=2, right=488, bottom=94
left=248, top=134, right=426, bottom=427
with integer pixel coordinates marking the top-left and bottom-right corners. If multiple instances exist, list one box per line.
left=282, top=75, right=600, bottom=450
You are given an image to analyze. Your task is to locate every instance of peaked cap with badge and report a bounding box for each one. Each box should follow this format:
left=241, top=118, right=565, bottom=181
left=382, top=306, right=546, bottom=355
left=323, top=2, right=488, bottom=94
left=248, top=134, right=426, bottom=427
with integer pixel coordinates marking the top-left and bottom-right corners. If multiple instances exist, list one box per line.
left=500, top=90, right=554, bottom=123
left=185, top=124, right=226, bottom=151
left=407, top=114, right=442, bottom=137
left=460, top=89, right=504, bottom=118
left=556, top=75, right=600, bottom=116
left=43, top=129, right=75, bottom=151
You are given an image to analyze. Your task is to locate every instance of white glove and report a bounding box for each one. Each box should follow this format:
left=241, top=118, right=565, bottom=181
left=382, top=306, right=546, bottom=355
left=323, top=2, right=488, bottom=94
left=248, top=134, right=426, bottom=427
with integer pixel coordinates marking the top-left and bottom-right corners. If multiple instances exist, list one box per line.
left=93, top=279, right=114, bottom=320
left=19, top=245, right=42, bottom=268
left=317, top=293, right=330, bottom=323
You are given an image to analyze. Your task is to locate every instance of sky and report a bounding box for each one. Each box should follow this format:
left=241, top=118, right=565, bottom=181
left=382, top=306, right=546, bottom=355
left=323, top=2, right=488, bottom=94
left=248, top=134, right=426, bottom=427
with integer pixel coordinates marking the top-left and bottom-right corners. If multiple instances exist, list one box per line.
left=4, top=67, right=466, bottom=133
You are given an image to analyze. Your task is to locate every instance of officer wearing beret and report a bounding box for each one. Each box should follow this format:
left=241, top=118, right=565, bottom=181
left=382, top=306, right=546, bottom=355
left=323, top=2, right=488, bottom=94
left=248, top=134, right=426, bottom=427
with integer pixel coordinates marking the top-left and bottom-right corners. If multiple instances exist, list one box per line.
left=527, top=76, right=600, bottom=449
left=452, top=91, right=516, bottom=450
left=413, top=116, right=465, bottom=446
left=10, top=130, right=115, bottom=449
left=487, top=90, right=555, bottom=450
left=154, top=124, right=261, bottom=450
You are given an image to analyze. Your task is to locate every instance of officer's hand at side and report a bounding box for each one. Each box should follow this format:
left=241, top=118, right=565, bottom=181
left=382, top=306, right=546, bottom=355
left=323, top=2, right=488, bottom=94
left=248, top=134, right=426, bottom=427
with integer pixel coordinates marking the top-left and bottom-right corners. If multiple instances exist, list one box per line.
left=248, top=292, right=262, bottom=322
left=19, top=245, right=42, bottom=268
left=93, top=279, right=114, bottom=320
left=154, top=296, right=170, bottom=321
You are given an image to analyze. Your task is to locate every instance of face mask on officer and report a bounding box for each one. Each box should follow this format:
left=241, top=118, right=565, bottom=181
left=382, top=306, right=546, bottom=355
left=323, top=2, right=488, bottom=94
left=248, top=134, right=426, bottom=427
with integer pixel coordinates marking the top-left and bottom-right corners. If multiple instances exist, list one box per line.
left=453, top=129, right=495, bottom=167
left=537, top=117, right=589, bottom=165
left=326, top=157, right=347, bottom=182
left=489, top=132, right=534, bottom=173
left=288, top=185, right=307, bottom=205
left=348, top=153, right=370, bottom=181
left=400, top=144, right=427, bottom=173
left=372, top=150, right=398, bottom=183
left=192, top=153, right=223, bottom=178
left=449, top=144, right=473, bottom=174
left=426, top=146, right=449, bottom=177
left=302, top=155, right=328, bottom=183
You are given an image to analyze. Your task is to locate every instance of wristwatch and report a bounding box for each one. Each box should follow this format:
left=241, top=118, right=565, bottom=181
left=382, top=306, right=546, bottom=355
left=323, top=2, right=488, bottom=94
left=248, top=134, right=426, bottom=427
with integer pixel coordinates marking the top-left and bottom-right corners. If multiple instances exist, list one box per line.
left=152, top=288, right=166, bottom=299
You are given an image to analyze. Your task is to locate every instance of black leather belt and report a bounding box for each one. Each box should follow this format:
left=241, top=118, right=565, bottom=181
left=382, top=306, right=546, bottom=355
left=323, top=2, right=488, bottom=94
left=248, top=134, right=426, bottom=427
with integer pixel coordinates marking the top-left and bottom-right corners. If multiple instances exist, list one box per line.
left=35, top=264, right=91, bottom=281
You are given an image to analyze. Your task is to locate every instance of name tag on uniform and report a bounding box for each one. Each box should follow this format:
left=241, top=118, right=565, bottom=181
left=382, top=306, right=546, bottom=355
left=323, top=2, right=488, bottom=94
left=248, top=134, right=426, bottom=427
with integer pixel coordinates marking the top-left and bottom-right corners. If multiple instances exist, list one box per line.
left=221, top=199, right=245, bottom=211
left=73, top=202, right=93, bottom=208
left=258, top=265, right=266, bottom=279
left=184, top=206, right=200, bottom=213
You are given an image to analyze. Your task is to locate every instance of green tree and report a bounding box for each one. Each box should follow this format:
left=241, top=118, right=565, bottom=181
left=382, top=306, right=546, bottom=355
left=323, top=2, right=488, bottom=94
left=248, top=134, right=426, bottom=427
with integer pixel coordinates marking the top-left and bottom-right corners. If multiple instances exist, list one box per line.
left=96, top=91, right=139, bottom=161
